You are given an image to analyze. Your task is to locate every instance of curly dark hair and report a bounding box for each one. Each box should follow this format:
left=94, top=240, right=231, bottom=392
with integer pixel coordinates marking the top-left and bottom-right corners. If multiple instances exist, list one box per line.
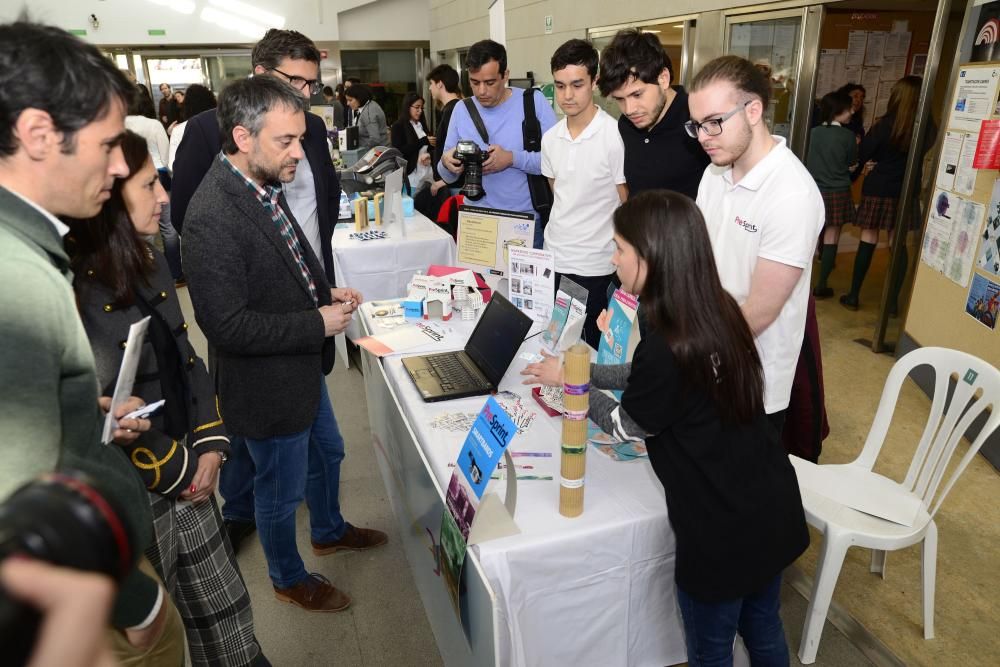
left=251, top=28, right=320, bottom=71
left=598, top=29, right=673, bottom=98
left=181, top=84, right=217, bottom=121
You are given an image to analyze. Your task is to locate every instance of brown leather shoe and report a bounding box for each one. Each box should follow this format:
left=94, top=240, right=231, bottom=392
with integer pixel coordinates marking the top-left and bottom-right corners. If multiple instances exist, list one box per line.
left=312, top=523, right=388, bottom=555
left=273, top=573, right=351, bottom=612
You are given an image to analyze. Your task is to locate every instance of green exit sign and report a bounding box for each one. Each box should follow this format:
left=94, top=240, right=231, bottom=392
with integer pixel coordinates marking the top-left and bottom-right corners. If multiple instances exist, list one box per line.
left=148, top=29, right=166, bottom=36
left=69, top=29, right=87, bottom=36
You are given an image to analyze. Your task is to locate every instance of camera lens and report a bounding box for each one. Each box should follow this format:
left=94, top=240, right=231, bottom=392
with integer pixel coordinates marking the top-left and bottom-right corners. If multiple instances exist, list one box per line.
left=0, top=472, right=133, bottom=664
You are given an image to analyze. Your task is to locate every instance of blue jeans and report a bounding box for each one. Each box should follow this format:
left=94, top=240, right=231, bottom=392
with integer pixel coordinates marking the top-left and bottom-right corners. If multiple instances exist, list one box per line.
left=676, top=574, right=790, bottom=667
left=219, top=436, right=255, bottom=523
left=243, top=379, right=347, bottom=588
left=158, top=201, right=184, bottom=280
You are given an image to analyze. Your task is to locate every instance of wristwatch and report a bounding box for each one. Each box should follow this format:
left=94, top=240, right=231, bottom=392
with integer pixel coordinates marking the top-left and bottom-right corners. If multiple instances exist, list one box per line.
left=214, top=450, right=228, bottom=468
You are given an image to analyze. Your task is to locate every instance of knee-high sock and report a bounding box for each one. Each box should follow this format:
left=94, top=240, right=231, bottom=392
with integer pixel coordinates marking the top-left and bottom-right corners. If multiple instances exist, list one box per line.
left=816, top=244, right=838, bottom=288
left=848, top=241, right=876, bottom=298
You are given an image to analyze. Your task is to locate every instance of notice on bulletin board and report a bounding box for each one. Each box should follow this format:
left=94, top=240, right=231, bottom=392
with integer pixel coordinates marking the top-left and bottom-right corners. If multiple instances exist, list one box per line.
left=456, top=205, right=535, bottom=282
left=949, top=66, right=1000, bottom=132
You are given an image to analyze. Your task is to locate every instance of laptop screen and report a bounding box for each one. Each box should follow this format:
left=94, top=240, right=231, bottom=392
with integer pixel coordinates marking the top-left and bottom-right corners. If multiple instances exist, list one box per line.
left=465, top=292, right=533, bottom=386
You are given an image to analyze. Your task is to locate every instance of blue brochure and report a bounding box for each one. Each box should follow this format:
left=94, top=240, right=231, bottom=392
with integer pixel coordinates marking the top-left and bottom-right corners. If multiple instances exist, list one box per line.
left=456, top=396, right=517, bottom=500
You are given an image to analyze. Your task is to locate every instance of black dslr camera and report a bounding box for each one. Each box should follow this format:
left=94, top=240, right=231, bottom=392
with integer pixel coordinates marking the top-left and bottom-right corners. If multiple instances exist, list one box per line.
left=0, top=472, right=135, bottom=665
left=455, top=140, right=486, bottom=201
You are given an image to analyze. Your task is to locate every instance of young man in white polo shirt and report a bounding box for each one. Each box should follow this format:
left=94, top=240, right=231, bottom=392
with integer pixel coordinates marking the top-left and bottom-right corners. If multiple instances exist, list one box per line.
left=688, top=56, right=824, bottom=431
left=542, top=39, right=628, bottom=348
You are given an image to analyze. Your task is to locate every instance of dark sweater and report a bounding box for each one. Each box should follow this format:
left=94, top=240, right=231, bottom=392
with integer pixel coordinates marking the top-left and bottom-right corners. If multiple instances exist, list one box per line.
left=590, top=332, right=809, bottom=602
left=619, top=87, right=710, bottom=200
left=806, top=123, right=857, bottom=191
left=855, top=113, right=935, bottom=198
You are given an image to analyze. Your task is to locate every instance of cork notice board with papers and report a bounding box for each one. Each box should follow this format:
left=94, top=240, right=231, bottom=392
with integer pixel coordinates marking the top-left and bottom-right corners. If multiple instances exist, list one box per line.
left=906, top=61, right=1000, bottom=367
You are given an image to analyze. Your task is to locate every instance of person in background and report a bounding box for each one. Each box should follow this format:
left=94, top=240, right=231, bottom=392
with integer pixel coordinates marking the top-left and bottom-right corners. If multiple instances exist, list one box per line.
left=343, top=77, right=361, bottom=125
left=841, top=76, right=926, bottom=313
left=0, top=18, right=184, bottom=664
left=438, top=39, right=557, bottom=248
left=66, top=130, right=267, bottom=666
left=426, top=64, right=463, bottom=199
left=390, top=91, right=433, bottom=192
left=322, top=85, right=346, bottom=128
left=688, top=55, right=824, bottom=435
left=808, top=90, right=858, bottom=299
left=345, top=83, right=388, bottom=152
left=522, top=191, right=808, bottom=665
left=598, top=28, right=709, bottom=200
left=183, top=76, right=387, bottom=613
left=167, top=84, right=217, bottom=172
left=168, top=89, right=185, bottom=134
left=542, top=38, right=627, bottom=348
left=838, top=82, right=867, bottom=141
left=158, top=83, right=176, bottom=129
left=125, top=86, right=183, bottom=285
left=170, top=28, right=342, bottom=553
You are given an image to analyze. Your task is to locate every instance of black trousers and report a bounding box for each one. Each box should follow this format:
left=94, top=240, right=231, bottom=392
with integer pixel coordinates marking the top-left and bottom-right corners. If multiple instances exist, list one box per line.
left=555, top=271, right=617, bottom=350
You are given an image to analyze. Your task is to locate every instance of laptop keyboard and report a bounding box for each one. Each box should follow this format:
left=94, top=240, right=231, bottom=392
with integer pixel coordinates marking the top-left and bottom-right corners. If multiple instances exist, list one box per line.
left=428, top=354, right=491, bottom=392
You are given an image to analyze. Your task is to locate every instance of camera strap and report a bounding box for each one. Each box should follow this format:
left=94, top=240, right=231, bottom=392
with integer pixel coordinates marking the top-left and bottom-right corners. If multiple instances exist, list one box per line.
left=463, top=98, right=490, bottom=145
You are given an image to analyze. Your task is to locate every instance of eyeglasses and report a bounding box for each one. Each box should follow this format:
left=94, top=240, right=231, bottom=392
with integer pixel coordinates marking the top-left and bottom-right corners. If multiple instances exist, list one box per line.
left=268, top=67, right=321, bottom=96
left=683, top=100, right=752, bottom=138
left=411, top=104, right=424, bottom=111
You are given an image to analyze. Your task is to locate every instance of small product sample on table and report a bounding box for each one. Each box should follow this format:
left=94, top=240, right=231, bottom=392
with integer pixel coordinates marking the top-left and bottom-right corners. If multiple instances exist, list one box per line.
left=560, top=343, right=590, bottom=517
left=353, top=196, right=369, bottom=231
left=373, top=192, right=385, bottom=226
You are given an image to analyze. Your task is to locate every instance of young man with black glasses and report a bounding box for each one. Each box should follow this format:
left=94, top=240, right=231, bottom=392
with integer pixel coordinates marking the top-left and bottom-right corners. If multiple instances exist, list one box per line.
left=688, top=56, right=823, bottom=437
left=599, top=28, right=709, bottom=199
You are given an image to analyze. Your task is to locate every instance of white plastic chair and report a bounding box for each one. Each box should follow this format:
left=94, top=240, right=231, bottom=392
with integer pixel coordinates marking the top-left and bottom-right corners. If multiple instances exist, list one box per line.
left=790, top=346, right=1000, bottom=665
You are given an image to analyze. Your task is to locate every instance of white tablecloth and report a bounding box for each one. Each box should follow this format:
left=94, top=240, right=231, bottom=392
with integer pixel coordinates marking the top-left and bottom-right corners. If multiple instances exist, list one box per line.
left=363, top=305, right=686, bottom=667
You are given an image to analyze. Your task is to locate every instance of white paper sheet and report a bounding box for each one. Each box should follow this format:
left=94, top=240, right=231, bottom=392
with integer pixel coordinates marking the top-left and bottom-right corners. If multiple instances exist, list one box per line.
left=922, top=189, right=957, bottom=272
left=945, top=198, right=986, bottom=287
left=847, top=31, right=868, bottom=68
left=954, top=132, right=980, bottom=196
left=731, top=24, right=752, bottom=58
left=949, top=65, right=1000, bottom=133
left=790, top=458, right=923, bottom=527
left=507, top=247, right=555, bottom=324
left=101, top=316, right=151, bottom=444
left=865, top=31, right=887, bottom=67
left=935, top=131, right=964, bottom=191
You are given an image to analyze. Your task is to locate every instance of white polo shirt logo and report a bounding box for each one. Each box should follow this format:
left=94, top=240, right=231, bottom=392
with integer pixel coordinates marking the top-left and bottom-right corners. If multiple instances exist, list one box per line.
left=734, top=215, right=758, bottom=233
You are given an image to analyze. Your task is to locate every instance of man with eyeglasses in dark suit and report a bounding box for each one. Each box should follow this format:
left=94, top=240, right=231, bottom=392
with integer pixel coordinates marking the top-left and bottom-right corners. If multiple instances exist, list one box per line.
left=171, top=28, right=347, bottom=554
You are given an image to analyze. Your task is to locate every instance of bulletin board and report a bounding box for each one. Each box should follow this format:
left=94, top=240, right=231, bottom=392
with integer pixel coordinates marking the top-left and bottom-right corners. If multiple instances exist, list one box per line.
left=905, top=61, right=1000, bottom=368
left=815, top=9, right=935, bottom=131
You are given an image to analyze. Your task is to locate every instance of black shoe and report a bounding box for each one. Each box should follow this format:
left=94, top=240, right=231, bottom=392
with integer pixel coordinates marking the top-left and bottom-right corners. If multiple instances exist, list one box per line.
left=813, top=286, right=834, bottom=299
left=839, top=294, right=859, bottom=311
left=224, top=519, right=257, bottom=552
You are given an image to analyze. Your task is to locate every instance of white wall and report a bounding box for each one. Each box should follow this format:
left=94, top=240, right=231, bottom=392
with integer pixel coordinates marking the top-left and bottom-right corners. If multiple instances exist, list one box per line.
left=1, top=0, right=428, bottom=45
left=338, top=0, right=430, bottom=42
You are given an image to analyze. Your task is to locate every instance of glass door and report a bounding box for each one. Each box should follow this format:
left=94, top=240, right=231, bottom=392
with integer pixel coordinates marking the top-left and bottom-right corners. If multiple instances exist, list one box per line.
left=725, top=10, right=805, bottom=143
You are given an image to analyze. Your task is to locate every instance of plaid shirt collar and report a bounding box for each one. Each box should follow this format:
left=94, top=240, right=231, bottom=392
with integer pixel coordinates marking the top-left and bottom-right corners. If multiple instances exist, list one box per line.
left=219, top=153, right=283, bottom=208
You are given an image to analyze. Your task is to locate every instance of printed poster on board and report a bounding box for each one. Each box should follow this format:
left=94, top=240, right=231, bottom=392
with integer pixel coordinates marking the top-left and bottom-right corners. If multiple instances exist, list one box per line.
left=965, top=273, right=1000, bottom=330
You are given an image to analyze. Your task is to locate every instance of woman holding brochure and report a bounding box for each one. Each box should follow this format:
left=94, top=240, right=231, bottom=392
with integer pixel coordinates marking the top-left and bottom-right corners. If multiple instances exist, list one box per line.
left=522, top=190, right=809, bottom=666
left=65, top=131, right=266, bottom=666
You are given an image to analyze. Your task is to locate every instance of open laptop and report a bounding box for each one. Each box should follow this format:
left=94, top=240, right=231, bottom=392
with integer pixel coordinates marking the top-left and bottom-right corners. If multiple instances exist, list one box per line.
left=402, top=293, right=532, bottom=402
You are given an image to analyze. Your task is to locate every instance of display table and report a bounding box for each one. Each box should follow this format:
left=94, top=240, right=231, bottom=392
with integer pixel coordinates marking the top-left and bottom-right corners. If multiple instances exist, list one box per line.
left=330, top=210, right=456, bottom=364
left=358, top=303, right=686, bottom=667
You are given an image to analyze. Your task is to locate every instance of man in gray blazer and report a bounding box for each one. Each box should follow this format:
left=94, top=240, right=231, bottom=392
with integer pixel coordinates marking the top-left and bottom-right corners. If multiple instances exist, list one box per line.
left=183, top=76, right=387, bottom=613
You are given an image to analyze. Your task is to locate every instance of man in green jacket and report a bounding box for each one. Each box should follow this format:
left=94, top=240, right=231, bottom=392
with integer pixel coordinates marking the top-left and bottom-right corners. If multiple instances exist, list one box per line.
left=0, top=19, right=183, bottom=662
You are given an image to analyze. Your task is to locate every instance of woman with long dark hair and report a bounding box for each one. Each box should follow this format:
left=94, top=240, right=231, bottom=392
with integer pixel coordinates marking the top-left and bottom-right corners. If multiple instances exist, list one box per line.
left=841, top=76, right=924, bottom=312
left=390, top=91, right=434, bottom=191
left=65, top=132, right=266, bottom=666
left=523, top=190, right=809, bottom=665
left=345, top=83, right=388, bottom=151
